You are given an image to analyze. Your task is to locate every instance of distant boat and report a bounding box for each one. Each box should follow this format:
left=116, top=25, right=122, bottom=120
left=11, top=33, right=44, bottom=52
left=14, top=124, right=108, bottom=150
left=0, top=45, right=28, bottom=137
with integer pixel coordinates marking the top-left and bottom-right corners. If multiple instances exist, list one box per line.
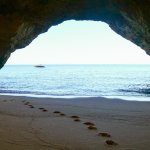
left=34, top=64, right=45, bottom=68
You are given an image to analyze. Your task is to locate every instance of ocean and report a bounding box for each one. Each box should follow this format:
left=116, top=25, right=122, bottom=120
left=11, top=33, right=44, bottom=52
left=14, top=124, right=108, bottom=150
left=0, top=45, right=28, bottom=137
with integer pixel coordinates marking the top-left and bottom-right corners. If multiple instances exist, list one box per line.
left=0, top=64, right=150, bottom=101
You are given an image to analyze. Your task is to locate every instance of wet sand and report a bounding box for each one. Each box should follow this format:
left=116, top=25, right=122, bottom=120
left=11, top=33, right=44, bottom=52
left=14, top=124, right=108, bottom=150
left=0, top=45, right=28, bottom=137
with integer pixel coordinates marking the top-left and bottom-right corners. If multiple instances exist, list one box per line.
left=0, top=95, right=150, bottom=150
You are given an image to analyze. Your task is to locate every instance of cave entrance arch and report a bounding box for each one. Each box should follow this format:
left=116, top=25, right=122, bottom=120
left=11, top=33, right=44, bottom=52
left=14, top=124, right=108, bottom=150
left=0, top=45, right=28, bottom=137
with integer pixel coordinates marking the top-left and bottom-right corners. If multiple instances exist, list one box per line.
left=6, top=20, right=150, bottom=65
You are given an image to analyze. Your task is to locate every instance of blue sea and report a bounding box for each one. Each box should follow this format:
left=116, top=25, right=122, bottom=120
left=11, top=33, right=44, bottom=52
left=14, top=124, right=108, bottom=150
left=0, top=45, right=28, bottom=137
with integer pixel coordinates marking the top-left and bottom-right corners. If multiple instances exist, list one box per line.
left=1, top=64, right=150, bottom=101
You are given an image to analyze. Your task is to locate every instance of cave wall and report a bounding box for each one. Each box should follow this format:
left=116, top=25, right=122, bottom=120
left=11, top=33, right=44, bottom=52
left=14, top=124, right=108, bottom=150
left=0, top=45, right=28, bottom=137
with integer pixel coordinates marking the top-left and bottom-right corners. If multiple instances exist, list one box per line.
left=0, top=0, right=150, bottom=68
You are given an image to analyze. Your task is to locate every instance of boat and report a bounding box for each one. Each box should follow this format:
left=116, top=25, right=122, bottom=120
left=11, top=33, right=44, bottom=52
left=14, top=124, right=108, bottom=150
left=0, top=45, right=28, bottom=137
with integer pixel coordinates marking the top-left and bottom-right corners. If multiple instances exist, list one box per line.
left=34, top=64, right=45, bottom=68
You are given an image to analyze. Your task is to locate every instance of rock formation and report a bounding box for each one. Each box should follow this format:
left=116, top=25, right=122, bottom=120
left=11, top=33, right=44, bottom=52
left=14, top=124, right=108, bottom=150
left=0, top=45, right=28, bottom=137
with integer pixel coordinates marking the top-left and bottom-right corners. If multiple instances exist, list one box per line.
left=0, top=0, right=150, bottom=68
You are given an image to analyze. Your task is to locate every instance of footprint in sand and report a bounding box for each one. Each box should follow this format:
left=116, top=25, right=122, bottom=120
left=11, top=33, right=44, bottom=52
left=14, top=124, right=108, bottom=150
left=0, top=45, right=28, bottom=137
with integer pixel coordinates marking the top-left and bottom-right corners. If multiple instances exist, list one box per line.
left=39, top=108, right=44, bottom=110
left=2, top=100, right=7, bottom=102
left=71, top=116, right=79, bottom=118
left=24, top=102, right=30, bottom=105
left=60, top=113, right=65, bottom=116
left=53, top=111, right=61, bottom=114
left=88, top=126, right=97, bottom=130
left=105, top=140, right=118, bottom=146
left=98, top=133, right=111, bottom=137
left=38, top=108, right=48, bottom=111
left=74, top=119, right=81, bottom=122
left=84, top=122, right=94, bottom=126
left=29, top=105, right=35, bottom=108
left=42, top=109, right=48, bottom=112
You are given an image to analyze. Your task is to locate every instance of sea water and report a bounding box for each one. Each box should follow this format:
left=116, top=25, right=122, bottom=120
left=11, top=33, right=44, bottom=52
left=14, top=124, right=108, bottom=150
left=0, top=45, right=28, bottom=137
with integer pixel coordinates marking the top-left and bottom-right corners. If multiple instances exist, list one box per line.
left=0, top=64, right=150, bottom=101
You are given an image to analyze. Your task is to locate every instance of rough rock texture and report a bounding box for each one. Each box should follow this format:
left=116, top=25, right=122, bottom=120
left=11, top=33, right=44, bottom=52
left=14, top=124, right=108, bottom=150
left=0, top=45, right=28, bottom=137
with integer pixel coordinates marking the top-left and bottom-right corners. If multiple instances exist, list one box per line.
left=0, top=0, right=150, bottom=68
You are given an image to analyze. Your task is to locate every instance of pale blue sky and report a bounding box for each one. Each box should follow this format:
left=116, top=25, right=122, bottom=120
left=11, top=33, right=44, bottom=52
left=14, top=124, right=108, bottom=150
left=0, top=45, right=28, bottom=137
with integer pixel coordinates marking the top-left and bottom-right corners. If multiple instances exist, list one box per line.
left=6, top=20, right=150, bottom=65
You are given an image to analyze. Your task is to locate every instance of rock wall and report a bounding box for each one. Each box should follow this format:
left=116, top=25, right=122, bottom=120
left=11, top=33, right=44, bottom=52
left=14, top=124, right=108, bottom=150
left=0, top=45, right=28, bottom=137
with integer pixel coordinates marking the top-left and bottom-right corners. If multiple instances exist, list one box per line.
left=0, top=0, right=150, bottom=68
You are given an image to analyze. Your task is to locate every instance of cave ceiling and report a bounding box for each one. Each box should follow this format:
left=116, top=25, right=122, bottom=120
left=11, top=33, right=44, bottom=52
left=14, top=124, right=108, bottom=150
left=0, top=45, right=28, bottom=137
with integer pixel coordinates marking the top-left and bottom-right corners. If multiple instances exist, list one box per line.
left=0, top=0, right=150, bottom=68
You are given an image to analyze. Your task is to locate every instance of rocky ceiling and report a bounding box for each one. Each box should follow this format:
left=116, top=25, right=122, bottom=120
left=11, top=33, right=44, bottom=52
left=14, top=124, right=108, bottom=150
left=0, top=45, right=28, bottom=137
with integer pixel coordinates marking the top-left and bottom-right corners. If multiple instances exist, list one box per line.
left=0, top=0, right=150, bottom=68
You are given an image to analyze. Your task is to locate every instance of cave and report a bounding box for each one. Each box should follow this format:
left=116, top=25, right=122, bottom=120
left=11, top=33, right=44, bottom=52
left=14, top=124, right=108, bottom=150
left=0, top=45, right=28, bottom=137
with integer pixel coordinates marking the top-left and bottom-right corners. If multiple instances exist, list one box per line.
left=0, top=0, right=150, bottom=68
left=0, top=1, right=150, bottom=149
left=6, top=20, right=150, bottom=65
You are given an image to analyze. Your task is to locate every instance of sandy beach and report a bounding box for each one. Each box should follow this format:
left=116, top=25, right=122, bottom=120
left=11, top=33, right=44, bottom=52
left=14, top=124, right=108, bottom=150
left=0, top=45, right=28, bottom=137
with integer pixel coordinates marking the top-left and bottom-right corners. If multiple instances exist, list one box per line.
left=0, top=95, right=149, bottom=150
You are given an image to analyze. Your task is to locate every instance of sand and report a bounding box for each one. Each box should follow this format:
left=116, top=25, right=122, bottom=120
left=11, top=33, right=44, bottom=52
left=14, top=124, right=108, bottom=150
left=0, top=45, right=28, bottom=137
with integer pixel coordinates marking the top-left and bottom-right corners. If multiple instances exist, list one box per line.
left=0, top=95, right=149, bottom=150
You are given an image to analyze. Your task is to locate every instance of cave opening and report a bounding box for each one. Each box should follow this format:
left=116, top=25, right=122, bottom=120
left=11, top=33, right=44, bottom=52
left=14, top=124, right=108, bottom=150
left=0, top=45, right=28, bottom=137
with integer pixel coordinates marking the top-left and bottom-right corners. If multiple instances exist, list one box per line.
left=6, top=20, right=150, bottom=65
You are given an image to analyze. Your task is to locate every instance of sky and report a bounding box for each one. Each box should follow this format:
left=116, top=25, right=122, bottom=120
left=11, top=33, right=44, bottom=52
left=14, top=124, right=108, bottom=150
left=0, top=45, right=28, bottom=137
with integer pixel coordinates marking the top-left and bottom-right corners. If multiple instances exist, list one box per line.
left=6, top=20, right=150, bottom=65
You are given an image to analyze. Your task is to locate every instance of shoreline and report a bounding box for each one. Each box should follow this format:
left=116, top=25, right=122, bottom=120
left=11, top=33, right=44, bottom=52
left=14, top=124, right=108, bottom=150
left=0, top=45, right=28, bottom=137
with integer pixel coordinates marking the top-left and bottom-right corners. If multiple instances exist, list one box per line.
left=0, top=95, right=150, bottom=150
left=0, top=93, right=150, bottom=101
